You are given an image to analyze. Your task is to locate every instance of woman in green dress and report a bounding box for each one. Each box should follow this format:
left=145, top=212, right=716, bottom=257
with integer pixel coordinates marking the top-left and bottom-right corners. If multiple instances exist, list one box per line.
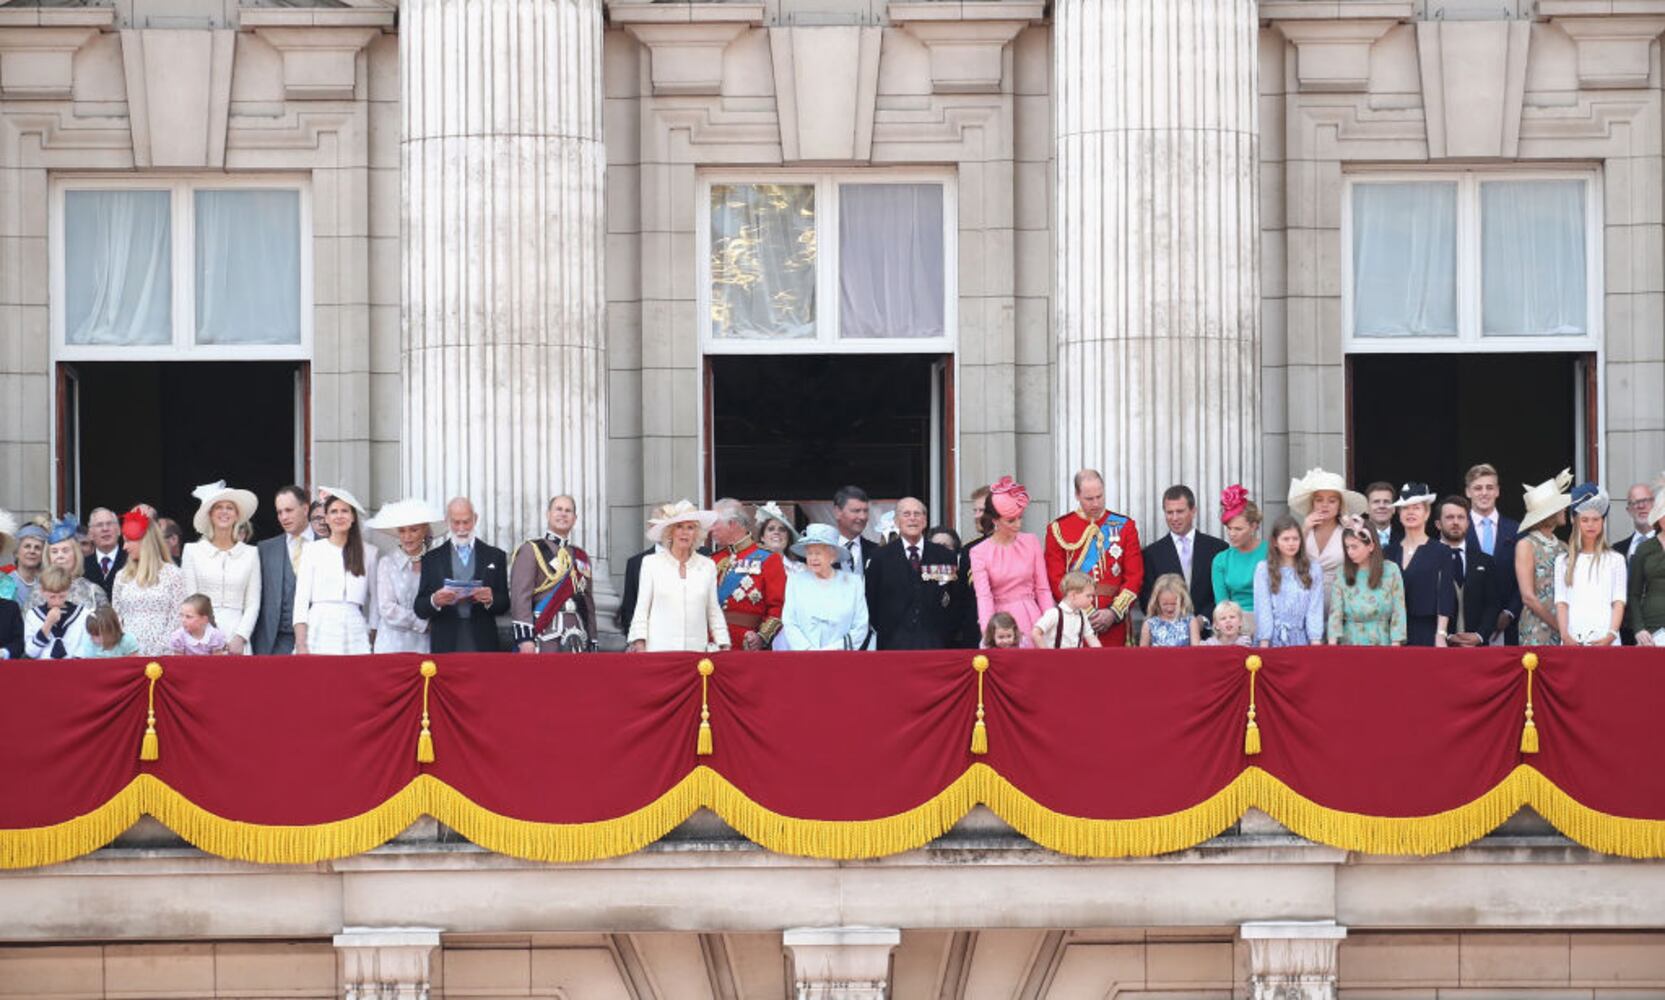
left=1327, top=516, right=1406, bottom=646
left=1514, top=469, right=1572, bottom=647
left=1211, top=485, right=1268, bottom=633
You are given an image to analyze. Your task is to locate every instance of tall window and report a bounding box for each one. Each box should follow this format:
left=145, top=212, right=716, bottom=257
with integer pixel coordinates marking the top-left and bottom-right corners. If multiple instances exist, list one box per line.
left=701, top=172, right=954, bottom=352
left=1345, top=170, right=1599, bottom=349
left=53, top=177, right=310, bottom=359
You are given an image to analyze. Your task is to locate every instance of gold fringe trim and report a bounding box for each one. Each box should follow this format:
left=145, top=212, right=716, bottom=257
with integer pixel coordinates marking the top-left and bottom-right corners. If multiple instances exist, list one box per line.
left=7, top=766, right=1665, bottom=869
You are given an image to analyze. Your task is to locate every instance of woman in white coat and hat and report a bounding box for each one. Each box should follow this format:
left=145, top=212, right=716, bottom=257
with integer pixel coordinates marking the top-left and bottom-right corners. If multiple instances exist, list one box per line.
left=365, top=498, right=444, bottom=654
left=181, top=481, right=262, bottom=655
left=627, top=501, right=729, bottom=653
left=293, top=486, right=379, bottom=655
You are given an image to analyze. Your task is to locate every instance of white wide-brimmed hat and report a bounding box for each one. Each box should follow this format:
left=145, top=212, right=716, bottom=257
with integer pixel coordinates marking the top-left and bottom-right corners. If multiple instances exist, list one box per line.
left=1646, top=476, right=1665, bottom=531
left=647, top=499, right=718, bottom=544
left=0, top=507, right=16, bottom=546
left=1520, top=468, right=1573, bottom=531
left=1287, top=468, right=1368, bottom=519
left=364, top=498, right=444, bottom=535
left=789, top=523, right=852, bottom=565
left=755, top=500, right=799, bottom=544
left=316, top=485, right=368, bottom=515
left=190, top=480, right=259, bottom=536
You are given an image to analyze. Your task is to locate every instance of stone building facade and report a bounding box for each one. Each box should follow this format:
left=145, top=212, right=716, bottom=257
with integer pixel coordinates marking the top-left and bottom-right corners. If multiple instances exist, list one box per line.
left=3, top=0, right=1658, bottom=595
left=2, top=1, right=1665, bottom=995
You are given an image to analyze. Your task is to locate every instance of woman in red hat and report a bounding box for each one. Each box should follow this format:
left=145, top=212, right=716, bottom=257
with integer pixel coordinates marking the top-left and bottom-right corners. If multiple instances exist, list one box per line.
left=111, top=507, right=188, bottom=657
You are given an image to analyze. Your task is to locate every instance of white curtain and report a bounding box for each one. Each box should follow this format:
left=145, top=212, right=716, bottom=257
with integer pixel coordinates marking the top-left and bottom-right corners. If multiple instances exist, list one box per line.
left=1351, top=182, right=1458, bottom=337
left=838, top=183, right=945, bottom=340
left=1482, top=180, right=1586, bottom=336
left=709, top=183, right=817, bottom=340
left=195, top=189, right=302, bottom=345
left=64, top=190, right=172, bottom=346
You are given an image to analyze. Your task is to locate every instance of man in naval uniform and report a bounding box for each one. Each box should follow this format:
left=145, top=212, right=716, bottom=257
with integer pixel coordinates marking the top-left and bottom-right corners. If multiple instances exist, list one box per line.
left=708, top=499, right=786, bottom=650
left=1043, top=469, right=1144, bottom=646
left=509, top=494, right=598, bottom=653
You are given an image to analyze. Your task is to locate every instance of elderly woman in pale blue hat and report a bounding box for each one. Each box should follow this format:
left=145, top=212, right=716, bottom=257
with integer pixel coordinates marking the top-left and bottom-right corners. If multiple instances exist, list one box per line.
left=1554, top=482, right=1628, bottom=646
left=3, top=517, right=48, bottom=610
left=779, top=523, right=870, bottom=651
left=28, top=514, right=108, bottom=614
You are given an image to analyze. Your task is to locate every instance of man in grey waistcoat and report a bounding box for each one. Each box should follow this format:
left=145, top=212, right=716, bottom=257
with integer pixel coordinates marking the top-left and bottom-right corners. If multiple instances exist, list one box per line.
left=415, top=497, right=510, bottom=653
left=252, top=485, right=314, bottom=655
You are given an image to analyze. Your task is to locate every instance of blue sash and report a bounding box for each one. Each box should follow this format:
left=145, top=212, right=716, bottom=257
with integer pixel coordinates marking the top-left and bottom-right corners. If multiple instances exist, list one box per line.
left=1073, top=515, right=1127, bottom=576
left=717, top=552, right=758, bottom=605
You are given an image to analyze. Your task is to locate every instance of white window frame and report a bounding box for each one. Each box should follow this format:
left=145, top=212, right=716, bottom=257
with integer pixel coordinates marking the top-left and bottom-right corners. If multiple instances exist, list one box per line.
left=50, top=174, right=313, bottom=362
left=1342, top=166, right=1603, bottom=353
left=697, top=168, right=958, bottom=355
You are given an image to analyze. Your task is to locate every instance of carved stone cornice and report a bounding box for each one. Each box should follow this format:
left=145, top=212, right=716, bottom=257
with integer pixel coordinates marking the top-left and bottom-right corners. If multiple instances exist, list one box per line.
left=888, top=1, right=1043, bottom=95
left=607, top=1, right=764, bottom=96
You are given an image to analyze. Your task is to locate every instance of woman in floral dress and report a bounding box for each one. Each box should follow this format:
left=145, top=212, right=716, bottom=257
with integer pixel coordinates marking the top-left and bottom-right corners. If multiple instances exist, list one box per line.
left=111, top=509, right=188, bottom=657
left=1327, top=516, right=1406, bottom=646
left=1515, top=469, right=1572, bottom=647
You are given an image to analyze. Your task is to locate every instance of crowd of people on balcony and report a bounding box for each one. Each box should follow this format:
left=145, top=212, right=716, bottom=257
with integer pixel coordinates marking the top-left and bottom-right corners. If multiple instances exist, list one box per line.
left=1, top=461, right=1661, bottom=659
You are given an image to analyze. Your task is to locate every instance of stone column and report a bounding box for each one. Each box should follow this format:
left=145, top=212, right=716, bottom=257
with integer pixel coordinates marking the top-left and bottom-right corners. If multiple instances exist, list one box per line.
left=334, top=928, right=441, bottom=1000
left=1241, top=920, right=1348, bottom=1000
left=1054, top=0, right=1260, bottom=532
left=401, top=0, right=608, bottom=565
left=783, top=927, right=901, bottom=1000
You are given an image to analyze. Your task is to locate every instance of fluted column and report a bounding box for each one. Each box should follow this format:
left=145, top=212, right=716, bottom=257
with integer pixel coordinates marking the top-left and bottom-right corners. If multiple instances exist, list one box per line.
left=401, top=0, right=607, bottom=562
left=1054, top=0, right=1260, bottom=531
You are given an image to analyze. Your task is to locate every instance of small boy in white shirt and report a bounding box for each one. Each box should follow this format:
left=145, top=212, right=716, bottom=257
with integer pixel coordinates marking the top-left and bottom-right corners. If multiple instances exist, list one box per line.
left=1032, top=571, right=1103, bottom=649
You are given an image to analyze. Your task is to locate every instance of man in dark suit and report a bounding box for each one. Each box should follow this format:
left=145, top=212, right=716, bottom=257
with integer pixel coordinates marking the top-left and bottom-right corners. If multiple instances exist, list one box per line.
left=415, top=497, right=510, bottom=653
left=1439, top=496, right=1504, bottom=647
left=1139, top=485, right=1227, bottom=626
left=954, top=484, right=992, bottom=647
left=253, top=485, right=314, bottom=655
left=82, top=507, right=125, bottom=598
left=1365, top=482, right=1404, bottom=552
left=866, top=497, right=964, bottom=649
left=1463, top=464, right=1521, bottom=644
left=614, top=545, right=656, bottom=634
left=1615, top=482, right=1657, bottom=644
left=832, top=485, right=878, bottom=578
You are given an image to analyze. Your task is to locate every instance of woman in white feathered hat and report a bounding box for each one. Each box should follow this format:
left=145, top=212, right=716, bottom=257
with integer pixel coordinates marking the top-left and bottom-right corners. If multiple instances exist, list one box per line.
left=364, top=499, right=444, bottom=654
left=626, top=501, right=729, bottom=653
left=180, top=480, right=262, bottom=655
left=293, top=486, right=379, bottom=656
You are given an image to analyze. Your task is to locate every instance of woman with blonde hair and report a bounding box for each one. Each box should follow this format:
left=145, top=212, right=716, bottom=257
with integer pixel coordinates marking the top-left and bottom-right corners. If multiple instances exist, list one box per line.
left=111, top=508, right=187, bottom=657
left=1210, top=485, right=1268, bottom=631
left=1287, top=468, right=1367, bottom=580
left=628, top=501, right=727, bottom=653
left=1515, top=470, right=1572, bottom=646
left=181, top=481, right=262, bottom=655
left=365, top=499, right=443, bottom=654
left=30, top=515, right=108, bottom=614
left=1554, top=483, right=1627, bottom=646
left=1141, top=573, right=1200, bottom=647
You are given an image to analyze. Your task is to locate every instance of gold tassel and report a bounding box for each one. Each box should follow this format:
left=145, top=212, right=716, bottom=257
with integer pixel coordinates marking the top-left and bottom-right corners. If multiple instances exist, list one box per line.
left=1520, top=652, right=1540, bottom=755
left=416, top=661, right=437, bottom=764
left=696, top=658, right=715, bottom=756
left=970, top=654, right=989, bottom=755
left=139, top=662, right=163, bottom=761
left=1243, top=654, right=1262, bottom=756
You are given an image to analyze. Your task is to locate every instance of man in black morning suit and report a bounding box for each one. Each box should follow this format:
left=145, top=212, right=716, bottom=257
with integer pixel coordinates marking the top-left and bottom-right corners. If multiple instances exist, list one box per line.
left=1139, top=485, right=1228, bottom=626
left=1438, top=496, right=1504, bottom=647
left=866, top=497, right=964, bottom=649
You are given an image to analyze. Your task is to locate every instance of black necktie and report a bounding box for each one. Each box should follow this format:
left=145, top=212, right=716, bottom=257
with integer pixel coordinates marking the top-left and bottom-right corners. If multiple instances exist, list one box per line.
left=100, top=556, right=111, bottom=577
left=908, top=545, right=921, bottom=573
left=1453, top=548, right=1466, bottom=586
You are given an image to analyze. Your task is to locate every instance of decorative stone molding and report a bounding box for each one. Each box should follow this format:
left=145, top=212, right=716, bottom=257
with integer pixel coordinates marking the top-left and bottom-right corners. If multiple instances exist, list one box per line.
left=0, top=25, right=105, bottom=101
left=1417, top=19, right=1530, bottom=158
left=119, top=29, right=235, bottom=168
left=769, top=25, right=881, bottom=162
left=1241, top=921, right=1348, bottom=1000
left=1550, top=16, right=1665, bottom=89
left=608, top=1, right=763, bottom=96
left=1271, top=19, right=1402, bottom=92
left=334, top=928, right=442, bottom=1000
left=251, top=26, right=382, bottom=101
left=783, top=927, right=901, bottom=1000
left=887, top=1, right=1042, bottom=94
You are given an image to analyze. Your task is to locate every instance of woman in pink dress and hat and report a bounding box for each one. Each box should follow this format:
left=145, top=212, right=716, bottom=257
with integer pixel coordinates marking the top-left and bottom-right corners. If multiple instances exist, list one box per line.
left=970, top=477, right=1054, bottom=647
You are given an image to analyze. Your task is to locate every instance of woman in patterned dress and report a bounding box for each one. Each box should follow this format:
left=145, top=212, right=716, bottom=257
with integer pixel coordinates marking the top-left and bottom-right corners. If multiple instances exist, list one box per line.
left=1514, top=469, right=1572, bottom=647
left=112, top=508, right=188, bottom=657
left=1327, top=516, right=1406, bottom=646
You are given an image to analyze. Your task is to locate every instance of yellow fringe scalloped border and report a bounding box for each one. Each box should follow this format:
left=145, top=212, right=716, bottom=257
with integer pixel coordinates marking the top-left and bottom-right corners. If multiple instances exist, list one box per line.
left=6, top=764, right=1665, bottom=870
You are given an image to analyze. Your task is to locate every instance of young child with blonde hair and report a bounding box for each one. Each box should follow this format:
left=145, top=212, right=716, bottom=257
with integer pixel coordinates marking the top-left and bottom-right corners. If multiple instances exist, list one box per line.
left=1141, top=573, right=1201, bottom=647
left=1031, top=571, right=1103, bottom=649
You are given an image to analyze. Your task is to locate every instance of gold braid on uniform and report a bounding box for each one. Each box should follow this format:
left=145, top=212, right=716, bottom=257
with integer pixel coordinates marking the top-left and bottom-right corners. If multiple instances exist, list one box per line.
left=758, top=617, right=783, bottom=643
left=1110, top=589, right=1138, bottom=618
left=1049, top=511, right=1099, bottom=554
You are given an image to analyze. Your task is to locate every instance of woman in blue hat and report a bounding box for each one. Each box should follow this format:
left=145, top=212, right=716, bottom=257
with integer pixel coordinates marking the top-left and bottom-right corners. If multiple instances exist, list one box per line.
left=1554, top=483, right=1628, bottom=646
left=780, top=523, right=870, bottom=651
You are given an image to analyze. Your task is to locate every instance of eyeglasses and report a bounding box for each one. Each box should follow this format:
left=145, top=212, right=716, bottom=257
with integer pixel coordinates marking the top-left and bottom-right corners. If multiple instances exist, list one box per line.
left=1628, top=500, right=1653, bottom=509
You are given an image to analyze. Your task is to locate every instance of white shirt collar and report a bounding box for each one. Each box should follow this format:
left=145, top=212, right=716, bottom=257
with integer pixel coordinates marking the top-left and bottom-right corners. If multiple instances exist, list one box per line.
left=95, top=546, right=119, bottom=561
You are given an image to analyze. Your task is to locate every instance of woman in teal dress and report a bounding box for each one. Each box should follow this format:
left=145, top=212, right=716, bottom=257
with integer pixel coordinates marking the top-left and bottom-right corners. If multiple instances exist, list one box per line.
left=1211, top=485, right=1268, bottom=630
left=1327, top=516, right=1406, bottom=646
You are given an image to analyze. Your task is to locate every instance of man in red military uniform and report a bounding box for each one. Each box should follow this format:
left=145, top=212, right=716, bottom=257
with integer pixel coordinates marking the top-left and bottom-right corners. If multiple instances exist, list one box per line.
left=1045, top=469, right=1144, bottom=646
left=709, top=499, right=787, bottom=650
